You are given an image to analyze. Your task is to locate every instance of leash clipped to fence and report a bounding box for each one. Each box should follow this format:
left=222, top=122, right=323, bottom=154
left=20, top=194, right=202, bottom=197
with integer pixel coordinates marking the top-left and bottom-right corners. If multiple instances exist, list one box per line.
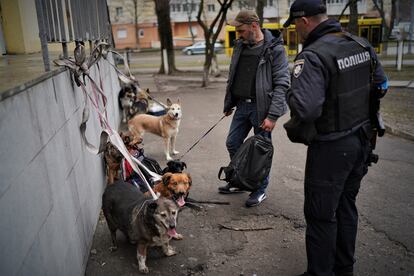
left=54, top=42, right=160, bottom=200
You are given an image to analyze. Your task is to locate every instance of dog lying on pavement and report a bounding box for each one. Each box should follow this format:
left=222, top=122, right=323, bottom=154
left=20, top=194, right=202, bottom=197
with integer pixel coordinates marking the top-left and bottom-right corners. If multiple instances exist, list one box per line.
left=102, top=181, right=180, bottom=274
left=128, top=98, right=182, bottom=161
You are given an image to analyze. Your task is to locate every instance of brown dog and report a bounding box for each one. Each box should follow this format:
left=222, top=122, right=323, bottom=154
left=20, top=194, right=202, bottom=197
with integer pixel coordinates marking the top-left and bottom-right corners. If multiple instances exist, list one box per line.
left=103, top=131, right=142, bottom=184
left=128, top=98, right=181, bottom=161
left=147, top=172, right=192, bottom=208
left=102, top=181, right=180, bottom=274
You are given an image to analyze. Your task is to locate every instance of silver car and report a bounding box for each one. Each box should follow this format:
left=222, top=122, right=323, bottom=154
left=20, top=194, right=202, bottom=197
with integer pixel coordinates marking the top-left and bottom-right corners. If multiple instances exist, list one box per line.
left=182, top=41, right=224, bottom=55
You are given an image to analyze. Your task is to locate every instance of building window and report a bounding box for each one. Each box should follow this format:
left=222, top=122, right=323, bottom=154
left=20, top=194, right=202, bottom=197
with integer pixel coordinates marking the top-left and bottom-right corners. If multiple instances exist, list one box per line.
left=116, top=7, right=123, bottom=17
left=176, top=4, right=181, bottom=12
left=138, top=29, right=144, bottom=38
left=268, top=0, right=274, bottom=6
left=183, top=4, right=188, bottom=11
left=207, top=4, right=215, bottom=12
left=117, top=29, right=127, bottom=39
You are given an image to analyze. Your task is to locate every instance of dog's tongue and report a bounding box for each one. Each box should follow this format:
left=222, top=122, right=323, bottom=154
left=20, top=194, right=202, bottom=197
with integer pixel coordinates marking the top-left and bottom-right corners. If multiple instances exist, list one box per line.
left=177, top=196, right=186, bottom=207
left=167, top=228, right=177, bottom=237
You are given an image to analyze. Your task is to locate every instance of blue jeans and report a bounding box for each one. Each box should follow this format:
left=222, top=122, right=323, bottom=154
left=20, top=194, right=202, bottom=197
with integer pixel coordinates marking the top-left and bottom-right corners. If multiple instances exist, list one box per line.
left=225, top=101, right=271, bottom=194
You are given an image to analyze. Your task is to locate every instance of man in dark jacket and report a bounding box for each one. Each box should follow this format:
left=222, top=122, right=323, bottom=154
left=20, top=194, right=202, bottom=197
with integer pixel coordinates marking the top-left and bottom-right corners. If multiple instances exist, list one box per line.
left=284, top=0, right=388, bottom=275
left=218, top=10, right=290, bottom=207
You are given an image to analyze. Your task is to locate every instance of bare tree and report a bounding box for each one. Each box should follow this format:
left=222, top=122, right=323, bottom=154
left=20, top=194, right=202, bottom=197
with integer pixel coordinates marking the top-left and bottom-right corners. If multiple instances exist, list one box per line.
left=133, top=0, right=140, bottom=50
left=348, top=0, right=358, bottom=35
left=256, top=0, right=265, bottom=27
left=197, top=0, right=234, bottom=87
left=389, top=0, right=398, bottom=38
left=372, top=0, right=398, bottom=55
left=154, top=0, right=178, bottom=74
left=409, top=0, right=414, bottom=54
left=337, top=0, right=358, bottom=35
left=185, top=0, right=196, bottom=44
left=372, top=0, right=389, bottom=39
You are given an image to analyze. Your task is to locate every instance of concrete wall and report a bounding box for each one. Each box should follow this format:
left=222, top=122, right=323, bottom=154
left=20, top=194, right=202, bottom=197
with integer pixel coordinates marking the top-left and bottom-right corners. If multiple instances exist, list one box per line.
left=0, top=55, right=121, bottom=275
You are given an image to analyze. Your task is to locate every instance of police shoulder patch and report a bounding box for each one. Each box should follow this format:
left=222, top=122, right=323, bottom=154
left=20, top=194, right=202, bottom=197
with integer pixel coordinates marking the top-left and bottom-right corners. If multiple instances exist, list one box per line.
left=293, top=59, right=305, bottom=78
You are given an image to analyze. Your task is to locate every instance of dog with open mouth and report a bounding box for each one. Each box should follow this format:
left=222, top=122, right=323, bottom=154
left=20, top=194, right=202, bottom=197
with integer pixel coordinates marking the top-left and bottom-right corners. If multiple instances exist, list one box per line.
left=102, top=181, right=180, bottom=274
left=146, top=172, right=192, bottom=208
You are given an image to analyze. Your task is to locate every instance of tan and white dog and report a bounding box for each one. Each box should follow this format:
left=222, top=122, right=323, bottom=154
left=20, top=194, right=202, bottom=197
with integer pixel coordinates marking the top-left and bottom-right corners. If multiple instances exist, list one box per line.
left=128, top=98, right=182, bottom=161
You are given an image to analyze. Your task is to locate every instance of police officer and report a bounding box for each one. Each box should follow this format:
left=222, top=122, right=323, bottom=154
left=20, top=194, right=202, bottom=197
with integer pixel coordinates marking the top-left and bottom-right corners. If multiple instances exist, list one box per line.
left=284, top=0, right=388, bottom=275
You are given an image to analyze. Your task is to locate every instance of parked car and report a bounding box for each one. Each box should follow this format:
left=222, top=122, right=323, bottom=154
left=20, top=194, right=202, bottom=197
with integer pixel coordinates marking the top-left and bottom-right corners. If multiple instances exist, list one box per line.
left=182, top=41, right=224, bottom=55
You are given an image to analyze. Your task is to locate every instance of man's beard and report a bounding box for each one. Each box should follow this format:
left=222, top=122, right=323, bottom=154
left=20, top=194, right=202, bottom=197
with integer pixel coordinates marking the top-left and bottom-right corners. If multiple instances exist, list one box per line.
left=242, top=30, right=256, bottom=45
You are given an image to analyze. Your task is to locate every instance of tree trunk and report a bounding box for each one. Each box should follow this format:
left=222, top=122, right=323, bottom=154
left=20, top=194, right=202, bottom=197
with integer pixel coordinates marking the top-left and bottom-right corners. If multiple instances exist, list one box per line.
left=389, top=0, right=397, bottom=38
left=197, top=0, right=234, bottom=87
left=372, top=0, right=388, bottom=51
left=409, top=0, right=414, bottom=54
left=154, top=0, right=177, bottom=74
left=256, top=0, right=265, bottom=28
left=186, top=0, right=196, bottom=44
left=338, top=1, right=351, bottom=21
left=134, top=0, right=140, bottom=50
left=349, top=0, right=358, bottom=35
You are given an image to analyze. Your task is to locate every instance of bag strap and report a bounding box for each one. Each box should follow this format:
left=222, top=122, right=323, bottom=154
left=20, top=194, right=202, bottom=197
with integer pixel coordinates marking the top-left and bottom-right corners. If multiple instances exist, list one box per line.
left=218, top=167, right=227, bottom=181
left=342, top=32, right=377, bottom=87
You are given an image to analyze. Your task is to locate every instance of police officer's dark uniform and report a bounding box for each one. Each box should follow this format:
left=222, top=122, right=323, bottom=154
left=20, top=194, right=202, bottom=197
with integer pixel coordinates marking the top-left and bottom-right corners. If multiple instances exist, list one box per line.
left=284, top=1, right=388, bottom=275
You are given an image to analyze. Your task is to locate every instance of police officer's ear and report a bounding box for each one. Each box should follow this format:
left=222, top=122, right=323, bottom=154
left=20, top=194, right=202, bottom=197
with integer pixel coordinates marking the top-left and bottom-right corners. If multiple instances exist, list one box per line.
left=295, top=16, right=309, bottom=26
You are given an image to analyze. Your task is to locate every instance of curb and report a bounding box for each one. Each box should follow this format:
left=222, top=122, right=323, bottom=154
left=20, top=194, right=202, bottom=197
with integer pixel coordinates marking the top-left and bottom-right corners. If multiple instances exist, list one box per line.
left=384, top=124, right=414, bottom=141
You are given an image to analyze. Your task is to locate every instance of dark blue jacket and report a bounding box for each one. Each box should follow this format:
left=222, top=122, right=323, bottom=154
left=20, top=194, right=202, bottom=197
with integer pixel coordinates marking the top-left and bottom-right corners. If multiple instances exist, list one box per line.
left=224, top=29, right=290, bottom=123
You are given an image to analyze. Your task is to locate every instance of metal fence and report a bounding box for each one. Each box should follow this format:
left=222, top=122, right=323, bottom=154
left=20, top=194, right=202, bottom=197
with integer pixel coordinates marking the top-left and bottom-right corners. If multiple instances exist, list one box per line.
left=35, top=0, right=112, bottom=71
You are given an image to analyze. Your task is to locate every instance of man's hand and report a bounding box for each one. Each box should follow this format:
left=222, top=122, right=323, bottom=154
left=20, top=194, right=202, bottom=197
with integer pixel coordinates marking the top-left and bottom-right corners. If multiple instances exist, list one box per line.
left=224, top=109, right=233, bottom=116
left=260, top=118, right=276, bottom=132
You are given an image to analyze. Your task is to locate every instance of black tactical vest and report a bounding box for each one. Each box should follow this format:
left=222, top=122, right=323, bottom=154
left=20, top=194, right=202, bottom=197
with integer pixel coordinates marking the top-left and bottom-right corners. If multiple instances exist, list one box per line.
left=303, top=33, right=372, bottom=134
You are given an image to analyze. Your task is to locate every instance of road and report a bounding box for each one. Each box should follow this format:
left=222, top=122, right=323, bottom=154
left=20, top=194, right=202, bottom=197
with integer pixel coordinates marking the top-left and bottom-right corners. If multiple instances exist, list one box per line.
left=86, top=76, right=414, bottom=276
left=127, top=50, right=414, bottom=68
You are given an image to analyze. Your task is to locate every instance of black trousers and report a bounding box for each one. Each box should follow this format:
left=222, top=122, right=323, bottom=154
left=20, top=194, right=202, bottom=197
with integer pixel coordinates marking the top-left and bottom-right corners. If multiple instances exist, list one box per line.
left=304, top=130, right=370, bottom=276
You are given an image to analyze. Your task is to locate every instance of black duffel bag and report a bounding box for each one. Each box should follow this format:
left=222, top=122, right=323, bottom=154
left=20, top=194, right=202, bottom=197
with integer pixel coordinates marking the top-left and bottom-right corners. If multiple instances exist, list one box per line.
left=218, top=134, right=273, bottom=192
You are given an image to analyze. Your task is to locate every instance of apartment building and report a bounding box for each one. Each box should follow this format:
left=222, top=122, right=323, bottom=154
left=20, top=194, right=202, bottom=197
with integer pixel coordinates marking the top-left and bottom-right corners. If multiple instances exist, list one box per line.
left=108, top=0, right=389, bottom=50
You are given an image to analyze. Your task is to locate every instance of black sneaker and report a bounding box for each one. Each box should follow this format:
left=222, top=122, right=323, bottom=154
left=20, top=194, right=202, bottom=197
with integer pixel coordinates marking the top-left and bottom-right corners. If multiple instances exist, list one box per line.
left=218, top=183, right=244, bottom=194
left=245, top=191, right=267, bottom=207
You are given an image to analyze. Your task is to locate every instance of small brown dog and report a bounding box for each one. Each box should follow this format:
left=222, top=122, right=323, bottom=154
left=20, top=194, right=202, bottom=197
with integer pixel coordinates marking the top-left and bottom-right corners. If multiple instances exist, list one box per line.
left=128, top=98, right=182, bottom=161
left=103, top=131, right=142, bottom=184
left=147, top=172, right=192, bottom=208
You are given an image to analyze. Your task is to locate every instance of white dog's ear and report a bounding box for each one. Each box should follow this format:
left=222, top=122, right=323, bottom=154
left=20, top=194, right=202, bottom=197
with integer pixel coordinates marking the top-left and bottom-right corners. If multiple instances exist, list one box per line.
left=166, top=98, right=172, bottom=106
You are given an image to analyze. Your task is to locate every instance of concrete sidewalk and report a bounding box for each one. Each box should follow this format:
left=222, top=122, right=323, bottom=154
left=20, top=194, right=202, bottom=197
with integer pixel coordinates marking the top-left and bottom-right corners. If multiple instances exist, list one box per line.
left=86, top=74, right=414, bottom=276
